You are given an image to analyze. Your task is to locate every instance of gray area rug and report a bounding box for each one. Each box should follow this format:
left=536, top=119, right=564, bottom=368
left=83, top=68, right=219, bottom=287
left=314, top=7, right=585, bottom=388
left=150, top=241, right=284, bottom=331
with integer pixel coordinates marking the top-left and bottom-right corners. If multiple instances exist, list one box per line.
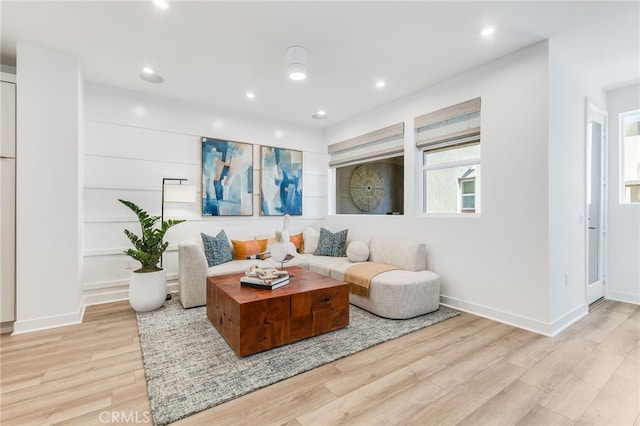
left=137, top=299, right=458, bottom=426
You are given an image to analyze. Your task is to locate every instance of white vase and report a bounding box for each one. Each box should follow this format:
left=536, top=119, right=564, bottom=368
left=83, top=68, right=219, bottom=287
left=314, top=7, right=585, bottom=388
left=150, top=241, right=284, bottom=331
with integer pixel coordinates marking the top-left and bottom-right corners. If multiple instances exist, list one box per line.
left=128, top=269, right=167, bottom=312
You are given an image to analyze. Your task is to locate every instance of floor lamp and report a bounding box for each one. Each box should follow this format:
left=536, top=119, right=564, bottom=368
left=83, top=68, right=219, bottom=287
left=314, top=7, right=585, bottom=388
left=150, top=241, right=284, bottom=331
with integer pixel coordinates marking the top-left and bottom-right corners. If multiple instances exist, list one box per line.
left=161, top=178, right=196, bottom=268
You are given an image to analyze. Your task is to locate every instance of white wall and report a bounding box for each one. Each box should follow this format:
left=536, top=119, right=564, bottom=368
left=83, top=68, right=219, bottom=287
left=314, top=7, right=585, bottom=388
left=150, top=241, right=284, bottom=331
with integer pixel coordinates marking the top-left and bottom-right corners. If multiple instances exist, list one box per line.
left=606, top=83, right=640, bottom=303
left=14, top=44, right=84, bottom=333
left=83, top=83, right=327, bottom=304
left=325, top=43, right=554, bottom=334
left=547, top=41, right=606, bottom=331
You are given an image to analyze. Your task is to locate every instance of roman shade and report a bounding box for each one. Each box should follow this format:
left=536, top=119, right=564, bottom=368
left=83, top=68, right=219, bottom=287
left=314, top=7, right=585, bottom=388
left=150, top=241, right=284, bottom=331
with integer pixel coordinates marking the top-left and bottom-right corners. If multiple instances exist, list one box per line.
left=414, top=97, right=481, bottom=151
left=328, top=122, right=404, bottom=167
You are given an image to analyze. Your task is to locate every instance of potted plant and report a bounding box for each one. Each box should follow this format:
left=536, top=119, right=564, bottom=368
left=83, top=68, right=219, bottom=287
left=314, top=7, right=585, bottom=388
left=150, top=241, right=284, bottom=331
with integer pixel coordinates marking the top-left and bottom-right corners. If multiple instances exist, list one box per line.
left=119, top=199, right=185, bottom=312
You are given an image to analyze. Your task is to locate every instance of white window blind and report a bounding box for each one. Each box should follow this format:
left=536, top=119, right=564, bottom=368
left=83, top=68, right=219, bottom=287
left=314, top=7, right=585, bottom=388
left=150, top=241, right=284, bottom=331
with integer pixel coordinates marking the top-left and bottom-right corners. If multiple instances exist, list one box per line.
left=328, top=122, right=404, bottom=168
left=415, top=97, right=481, bottom=151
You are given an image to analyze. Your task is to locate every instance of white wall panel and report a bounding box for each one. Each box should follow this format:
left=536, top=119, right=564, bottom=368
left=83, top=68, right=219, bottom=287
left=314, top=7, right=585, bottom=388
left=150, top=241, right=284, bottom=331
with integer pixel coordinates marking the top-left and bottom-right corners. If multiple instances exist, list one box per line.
left=83, top=82, right=326, bottom=304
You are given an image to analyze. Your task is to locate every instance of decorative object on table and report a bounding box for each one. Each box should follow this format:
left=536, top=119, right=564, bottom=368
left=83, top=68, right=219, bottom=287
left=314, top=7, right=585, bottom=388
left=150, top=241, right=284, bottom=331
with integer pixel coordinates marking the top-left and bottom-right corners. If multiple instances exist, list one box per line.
left=269, top=213, right=301, bottom=269
left=202, top=137, right=253, bottom=216
left=241, top=265, right=289, bottom=289
left=119, top=199, right=185, bottom=312
left=350, top=163, right=384, bottom=212
left=160, top=177, right=196, bottom=267
left=260, top=146, right=302, bottom=215
left=136, top=299, right=459, bottom=426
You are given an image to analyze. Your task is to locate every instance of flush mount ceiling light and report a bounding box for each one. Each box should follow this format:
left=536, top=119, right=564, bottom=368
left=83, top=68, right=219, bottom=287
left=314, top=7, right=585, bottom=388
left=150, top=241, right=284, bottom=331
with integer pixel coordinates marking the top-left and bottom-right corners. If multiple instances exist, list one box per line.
left=376, top=80, right=386, bottom=88
left=287, top=46, right=308, bottom=81
left=139, top=67, right=164, bottom=83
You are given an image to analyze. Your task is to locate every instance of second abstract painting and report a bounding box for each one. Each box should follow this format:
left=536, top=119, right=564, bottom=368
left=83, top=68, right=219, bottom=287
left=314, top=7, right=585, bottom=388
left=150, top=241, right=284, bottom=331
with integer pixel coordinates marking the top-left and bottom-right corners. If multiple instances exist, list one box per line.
left=260, top=146, right=302, bottom=216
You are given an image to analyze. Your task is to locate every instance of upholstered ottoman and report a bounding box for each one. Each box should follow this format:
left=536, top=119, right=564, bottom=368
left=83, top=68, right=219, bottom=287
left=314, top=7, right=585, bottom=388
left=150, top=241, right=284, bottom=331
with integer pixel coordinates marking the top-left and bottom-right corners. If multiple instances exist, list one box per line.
left=349, top=269, right=441, bottom=319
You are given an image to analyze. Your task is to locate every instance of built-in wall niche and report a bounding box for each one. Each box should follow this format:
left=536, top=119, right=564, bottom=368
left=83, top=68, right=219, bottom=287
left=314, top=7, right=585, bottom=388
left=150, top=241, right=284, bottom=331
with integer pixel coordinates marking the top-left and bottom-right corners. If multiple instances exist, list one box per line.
left=335, top=156, right=404, bottom=215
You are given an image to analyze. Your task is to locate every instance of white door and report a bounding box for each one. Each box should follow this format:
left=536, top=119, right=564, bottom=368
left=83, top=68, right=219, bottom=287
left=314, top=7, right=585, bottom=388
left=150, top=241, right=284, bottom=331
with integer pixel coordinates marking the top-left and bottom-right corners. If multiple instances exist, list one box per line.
left=586, top=102, right=606, bottom=304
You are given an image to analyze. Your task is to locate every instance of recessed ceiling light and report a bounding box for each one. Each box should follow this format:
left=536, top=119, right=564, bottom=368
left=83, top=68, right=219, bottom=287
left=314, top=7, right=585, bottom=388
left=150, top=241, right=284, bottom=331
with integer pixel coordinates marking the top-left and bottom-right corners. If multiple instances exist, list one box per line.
left=312, top=110, right=327, bottom=119
left=139, top=67, right=164, bottom=83
left=481, top=27, right=495, bottom=37
left=275, top=130, right=284, bottom=138
left=153, top=0, right=169, bottom=10
left=246, top=92, right=255, bottom=99
left=376, top=80, right=386, bottom=88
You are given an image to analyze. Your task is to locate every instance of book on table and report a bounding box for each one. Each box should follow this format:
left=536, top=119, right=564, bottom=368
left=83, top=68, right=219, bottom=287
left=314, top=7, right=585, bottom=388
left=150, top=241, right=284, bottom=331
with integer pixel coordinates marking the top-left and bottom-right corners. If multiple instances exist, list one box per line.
left=240, top=275, right=290, bottom=290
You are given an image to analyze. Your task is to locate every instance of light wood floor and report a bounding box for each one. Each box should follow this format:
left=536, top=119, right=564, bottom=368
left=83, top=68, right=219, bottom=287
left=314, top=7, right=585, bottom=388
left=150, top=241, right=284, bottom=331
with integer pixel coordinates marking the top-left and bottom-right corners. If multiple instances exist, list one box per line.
left=1, top=299, right=638, bottom=426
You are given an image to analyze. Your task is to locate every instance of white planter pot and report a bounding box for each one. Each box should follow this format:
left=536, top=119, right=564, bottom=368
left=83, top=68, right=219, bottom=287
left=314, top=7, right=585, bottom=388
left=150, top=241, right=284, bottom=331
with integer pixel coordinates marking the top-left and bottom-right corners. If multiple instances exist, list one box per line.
left=128, top=269, right=167, bottom=312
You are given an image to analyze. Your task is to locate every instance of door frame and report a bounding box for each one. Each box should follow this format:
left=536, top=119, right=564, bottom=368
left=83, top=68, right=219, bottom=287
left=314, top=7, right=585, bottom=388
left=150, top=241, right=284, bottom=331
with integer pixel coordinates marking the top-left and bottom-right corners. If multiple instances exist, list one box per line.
left=585, top=100, right=607, bottom=305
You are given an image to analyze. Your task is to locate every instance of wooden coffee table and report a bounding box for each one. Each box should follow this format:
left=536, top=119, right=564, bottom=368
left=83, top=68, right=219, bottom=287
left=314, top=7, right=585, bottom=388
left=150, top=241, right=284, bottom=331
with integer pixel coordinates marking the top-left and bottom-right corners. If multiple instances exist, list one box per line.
left=206, top=266, right=350, bottom=356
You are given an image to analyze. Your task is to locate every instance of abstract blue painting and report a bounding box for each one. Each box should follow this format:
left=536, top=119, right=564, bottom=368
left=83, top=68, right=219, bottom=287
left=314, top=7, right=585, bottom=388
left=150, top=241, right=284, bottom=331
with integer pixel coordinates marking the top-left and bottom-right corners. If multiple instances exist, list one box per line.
left=260, top=146, right=302, bottom=216
left=202, top=137, right=253, bottom=216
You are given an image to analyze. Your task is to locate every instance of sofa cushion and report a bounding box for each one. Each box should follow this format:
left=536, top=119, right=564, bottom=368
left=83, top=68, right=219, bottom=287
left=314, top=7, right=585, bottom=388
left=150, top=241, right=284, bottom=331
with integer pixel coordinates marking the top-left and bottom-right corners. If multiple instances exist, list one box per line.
left=231, top=239, right=268, bottom=260
left=201, top=230, right=233, bottom=267
left=346, top=241, right=370, bottom=262
left=314, top=227, right=348, bottom=257
left=303, top=227, right=319, bottom=254
left=304, top=254, right=353, bottom=279
left=368, top=237, right=426, bottom=271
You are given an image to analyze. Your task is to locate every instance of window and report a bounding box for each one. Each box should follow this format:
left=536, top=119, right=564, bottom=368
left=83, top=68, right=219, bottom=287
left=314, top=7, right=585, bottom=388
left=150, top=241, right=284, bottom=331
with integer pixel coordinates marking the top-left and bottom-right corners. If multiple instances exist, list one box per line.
left=460, top=176, right=476, bottom=213
left=415, top=98, right=481, bottom=214
left=329, top=123, right=405, bottom=215
left=621, top=110, right=640, bottom=203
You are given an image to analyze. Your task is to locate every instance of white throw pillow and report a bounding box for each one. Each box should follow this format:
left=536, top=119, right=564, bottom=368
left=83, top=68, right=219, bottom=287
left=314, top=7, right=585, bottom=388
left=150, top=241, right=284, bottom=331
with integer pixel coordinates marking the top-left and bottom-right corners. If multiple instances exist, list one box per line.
left=347, top=241, right=370, bottom=263
left=303, top=227, right=320, bottom=254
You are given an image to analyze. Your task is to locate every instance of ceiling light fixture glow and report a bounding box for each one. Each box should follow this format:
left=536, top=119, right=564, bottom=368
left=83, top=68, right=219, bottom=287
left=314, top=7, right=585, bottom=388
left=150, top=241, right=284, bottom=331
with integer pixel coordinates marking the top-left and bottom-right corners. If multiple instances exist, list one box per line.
left=246, top=92, right=255, bottom=99
left=376, top=80, right=386, bottom=88
left=287, top=46, right=308, bottom=81
left=312, top=110, right=326, bottom=119
left=481, top=27, right=495, bottom=37
left=153, top=0, right=169, bottom=10
left=139, top=67, right=164, bottom=83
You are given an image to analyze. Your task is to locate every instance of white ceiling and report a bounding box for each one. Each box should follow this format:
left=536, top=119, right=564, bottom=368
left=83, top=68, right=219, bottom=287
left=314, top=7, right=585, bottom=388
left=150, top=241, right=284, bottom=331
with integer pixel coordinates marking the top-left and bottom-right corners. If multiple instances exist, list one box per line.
left=2, top=1, right=638, bottom=128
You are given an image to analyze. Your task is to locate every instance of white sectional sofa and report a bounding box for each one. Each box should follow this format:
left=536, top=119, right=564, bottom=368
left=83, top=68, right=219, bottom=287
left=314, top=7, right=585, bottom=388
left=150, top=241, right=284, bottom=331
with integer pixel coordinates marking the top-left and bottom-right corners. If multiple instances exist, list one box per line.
left=178, top=229, right=441, bottom=319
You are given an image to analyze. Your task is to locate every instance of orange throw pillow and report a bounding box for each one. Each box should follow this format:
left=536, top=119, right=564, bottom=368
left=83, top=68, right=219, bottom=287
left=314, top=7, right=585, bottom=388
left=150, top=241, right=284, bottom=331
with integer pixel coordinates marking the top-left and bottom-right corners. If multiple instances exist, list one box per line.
left=232, top=239, right=268, bottom=260
left=289, top=233, right=304, bottom=253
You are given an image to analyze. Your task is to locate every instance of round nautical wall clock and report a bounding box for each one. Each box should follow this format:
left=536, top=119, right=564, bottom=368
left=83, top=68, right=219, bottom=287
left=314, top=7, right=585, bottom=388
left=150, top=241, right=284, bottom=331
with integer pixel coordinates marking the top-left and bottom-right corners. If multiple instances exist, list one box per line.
left=349, top=164, right=384, bottom=212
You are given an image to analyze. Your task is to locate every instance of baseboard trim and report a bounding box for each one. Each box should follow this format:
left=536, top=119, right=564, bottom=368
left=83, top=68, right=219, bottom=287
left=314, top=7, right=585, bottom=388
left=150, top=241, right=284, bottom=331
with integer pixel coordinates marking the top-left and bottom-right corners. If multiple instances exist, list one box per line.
left=12, top=298, right=86, bottom=335
left=606, top=290, right=640, bottom=305
left=440, top=295, right=587, bottom=337
left=83, top=282, right=179, bottom=307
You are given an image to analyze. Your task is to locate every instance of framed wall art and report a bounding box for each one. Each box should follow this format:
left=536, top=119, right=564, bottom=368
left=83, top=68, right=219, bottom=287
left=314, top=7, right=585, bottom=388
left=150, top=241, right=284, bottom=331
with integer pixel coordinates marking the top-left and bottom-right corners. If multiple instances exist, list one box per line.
left=260, top=146, right=302, bottom=216
left=202, top=137, right=253, bottom=216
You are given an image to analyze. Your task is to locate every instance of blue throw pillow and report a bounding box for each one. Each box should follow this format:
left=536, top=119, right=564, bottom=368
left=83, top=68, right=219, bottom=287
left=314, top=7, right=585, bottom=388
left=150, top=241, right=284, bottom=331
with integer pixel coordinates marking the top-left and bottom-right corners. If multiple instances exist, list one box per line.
left=201, top=230, right=233, bottom=267
left=313, top=227, right=348, bottom=257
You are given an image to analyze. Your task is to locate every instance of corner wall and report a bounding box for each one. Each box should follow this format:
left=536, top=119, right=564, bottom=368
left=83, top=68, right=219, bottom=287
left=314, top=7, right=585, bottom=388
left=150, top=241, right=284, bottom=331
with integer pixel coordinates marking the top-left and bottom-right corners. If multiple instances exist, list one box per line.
left=325, top=42, right=552, bottom=334
left=14, top=44, right=84, bottom=333
left=547, top=41, right=606, bottom=332
left=606, top=83, right=640, bottom=304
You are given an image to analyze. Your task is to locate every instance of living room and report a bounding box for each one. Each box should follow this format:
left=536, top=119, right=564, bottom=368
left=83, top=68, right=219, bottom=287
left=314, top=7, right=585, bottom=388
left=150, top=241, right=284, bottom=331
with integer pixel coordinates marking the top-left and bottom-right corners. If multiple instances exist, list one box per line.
left=1, top=1, right=639, bottom=425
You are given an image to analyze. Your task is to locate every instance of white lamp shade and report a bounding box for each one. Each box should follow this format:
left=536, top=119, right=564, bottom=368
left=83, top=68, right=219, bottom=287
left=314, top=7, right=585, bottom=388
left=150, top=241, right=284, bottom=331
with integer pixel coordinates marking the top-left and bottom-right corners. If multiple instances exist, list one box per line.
left=164, top=184, right=196, bottom=203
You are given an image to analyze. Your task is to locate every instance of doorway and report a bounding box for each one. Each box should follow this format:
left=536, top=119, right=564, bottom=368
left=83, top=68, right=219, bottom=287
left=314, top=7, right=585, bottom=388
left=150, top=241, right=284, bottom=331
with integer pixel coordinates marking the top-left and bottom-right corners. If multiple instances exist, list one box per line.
left=586, top=102, right=606, bottom=305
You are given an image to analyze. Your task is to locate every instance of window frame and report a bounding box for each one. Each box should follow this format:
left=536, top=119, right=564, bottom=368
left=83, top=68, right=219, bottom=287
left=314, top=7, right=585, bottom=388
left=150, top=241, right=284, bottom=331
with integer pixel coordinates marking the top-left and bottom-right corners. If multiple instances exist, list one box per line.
left=620, top=109, right=640, bottom=204
left=420, top=142, right=481, bottom=216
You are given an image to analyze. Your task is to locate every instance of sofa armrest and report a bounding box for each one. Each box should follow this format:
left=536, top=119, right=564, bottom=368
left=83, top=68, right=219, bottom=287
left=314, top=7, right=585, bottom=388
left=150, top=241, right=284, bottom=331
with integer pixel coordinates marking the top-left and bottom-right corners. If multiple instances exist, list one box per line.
left=178, top=240, right=208, bottom=308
